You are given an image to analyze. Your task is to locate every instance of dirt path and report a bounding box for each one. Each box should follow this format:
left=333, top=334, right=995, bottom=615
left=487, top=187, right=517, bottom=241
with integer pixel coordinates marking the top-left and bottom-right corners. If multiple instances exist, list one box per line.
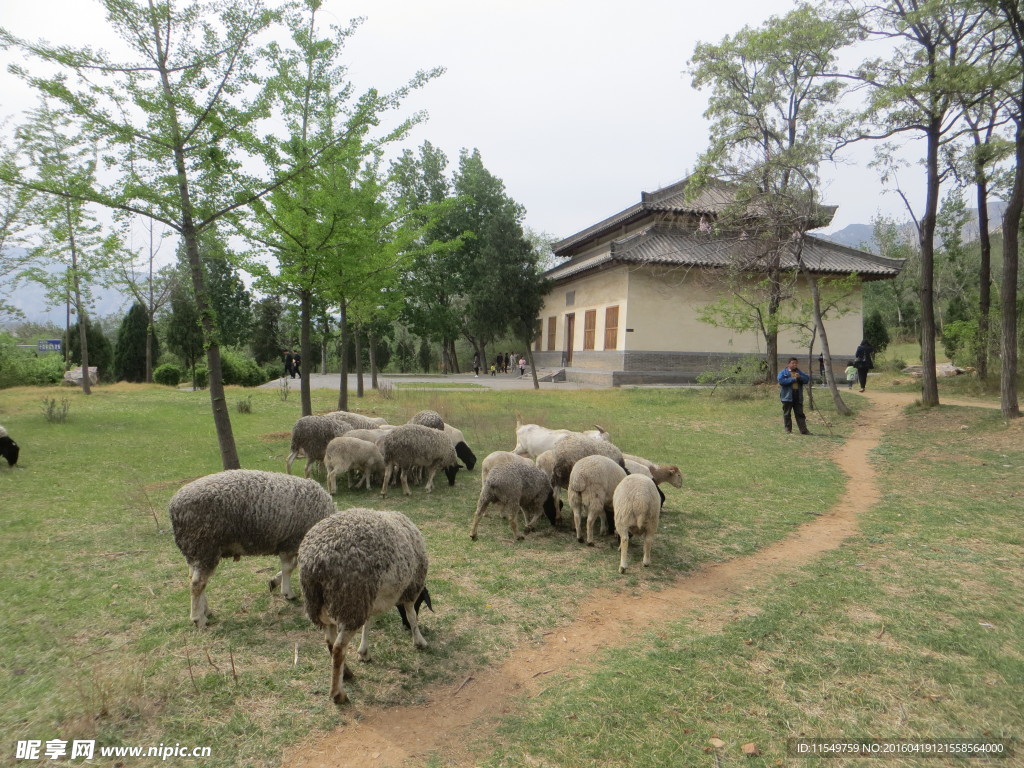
left=283, top=391, right=981, bottom=768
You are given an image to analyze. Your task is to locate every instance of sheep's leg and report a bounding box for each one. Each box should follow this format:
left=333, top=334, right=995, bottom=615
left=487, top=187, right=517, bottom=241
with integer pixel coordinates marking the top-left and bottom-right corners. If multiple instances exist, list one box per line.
left=189, top=565, right=213, bottom=628
left=586, top=509, right=600, bottom=547
left=470, top=498, right=490, bottom=540
left=399, top=468, right=412, bottom=496
left=304, top=457, right=314, bottom=479
left=508, top=504, right=524, bottom=541
left=326, top=468, right=337, bottom=495
left=571, top=496, right=584, bottom=542
left=357, top=617, right=374, bottom=661
left=269, top=552, right=298, bottom=599
left=401, top=600, right=429, bottom=650
left=381, top=466, right=393, bottom=498
left=618, top=532, right=630, bottom=574
left=641, top=532, right=654, bottom=568
left=423, top=467, right=438, bottom=492
left=285, top=449, right=298, bottom=475
left=330, top=627, right=359, bottom=705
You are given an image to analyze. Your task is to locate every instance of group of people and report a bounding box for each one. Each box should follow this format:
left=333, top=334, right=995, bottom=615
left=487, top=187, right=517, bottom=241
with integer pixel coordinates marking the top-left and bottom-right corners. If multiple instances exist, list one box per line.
left=472, top=352, right=528, bottom=378
left=777, top=340, right=874, bottom=435
left=282, top=349, right=302, bottom=380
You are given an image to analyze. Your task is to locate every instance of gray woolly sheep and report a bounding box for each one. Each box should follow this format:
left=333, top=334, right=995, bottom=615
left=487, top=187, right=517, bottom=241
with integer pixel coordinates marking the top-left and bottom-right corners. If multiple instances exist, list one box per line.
left=323, top=436, right=386, bottom=493
left=535, top=449, right=555, bottom=481
left=469, top=461, right=558, bottom=541
left=479, top=450, right=533, bottom=487
left=340, top=428, right=389, bottom=444
left=408, top=409, right=444, bottom=430
left=325, top=410, right=388, bottom=430
left=0, top=425, right=19, bottom=467
left=299, top=507, right=431, bottom=705
left=168, top=469, right=336, bottom=627
left=613, top=474, right=662, bottom=574
left=568, top=454, right=627, bottom=546
left=379, top=424, right=460, bottom=497
left=549, top=435, right=626, bottom=524
left=286, top=415, right=353, bottom=477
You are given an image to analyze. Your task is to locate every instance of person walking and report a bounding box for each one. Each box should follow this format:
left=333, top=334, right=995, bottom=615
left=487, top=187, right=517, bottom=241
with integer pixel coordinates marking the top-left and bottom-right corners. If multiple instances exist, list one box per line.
left=473, top=351, right=481, bottom=377
left=283, top=349, right=295, bottom=379
left=853, top=339, right=874, bottom=392
left=778, top=357, right=811, bottom=435
left=518, top=356, right=527, bottom=378
left=845, top=360, right=857, bottom=389
left=291, top=351, right=301, bottom=379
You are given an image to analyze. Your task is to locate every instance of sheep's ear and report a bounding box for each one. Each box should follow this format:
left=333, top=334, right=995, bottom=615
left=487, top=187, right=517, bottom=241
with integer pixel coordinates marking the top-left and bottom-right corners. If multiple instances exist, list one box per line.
left=594, top=424, right=607, bottom=434
left=416, top=586, right=434, bottom=614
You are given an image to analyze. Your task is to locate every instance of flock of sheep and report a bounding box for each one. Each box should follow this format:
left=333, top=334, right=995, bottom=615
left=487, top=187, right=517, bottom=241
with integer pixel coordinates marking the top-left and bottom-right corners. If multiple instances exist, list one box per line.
left=167, top=408, right=681, bottom=704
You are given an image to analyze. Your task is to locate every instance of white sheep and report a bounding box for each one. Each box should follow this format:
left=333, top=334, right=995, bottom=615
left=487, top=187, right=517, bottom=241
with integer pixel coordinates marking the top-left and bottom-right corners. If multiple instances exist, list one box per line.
left=323, top=436, right=386, bottom=493
left=613, top=474, right=662, bottom=574
left=568, top=454, right=627, bottom=546
left=480, top=450, right=534, bottom=488
left=535, top=449, right=555, bottom=481
left=339, top=427, right=389, bottom=444
left=469, top=461, right=558, bottom=541
left=550, top=434, right=626, bottom=504
left=325, top=410, right=389, bottom=429
left=379, top=424, right=460, bottom=497
left=286, top=415, right=353, bottom=477
left=167, top=469, right=336, bottom=627
left=299, top=507, right=431, bottom=705
left=511, top=416, right=610, bottom=458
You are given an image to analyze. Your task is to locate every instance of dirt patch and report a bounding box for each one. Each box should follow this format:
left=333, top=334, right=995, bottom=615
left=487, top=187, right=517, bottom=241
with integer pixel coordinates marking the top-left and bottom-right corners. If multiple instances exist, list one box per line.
left=280, top=391, right=944, bottom=768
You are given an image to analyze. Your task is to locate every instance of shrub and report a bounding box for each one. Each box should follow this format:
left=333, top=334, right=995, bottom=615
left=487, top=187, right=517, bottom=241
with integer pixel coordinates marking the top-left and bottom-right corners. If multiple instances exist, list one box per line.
left=942, top=320, right=979, bottom=367
left=863, top=310, right=891, bottom=355
left=41, top=396, right=71, bottom=424
left=219, top=348, right=269, bottom=387
left=0, top=335, right=65, bottom=388
left=192, top=365, right=209, bottom=390
left=153, top=363, right=183, bottom=387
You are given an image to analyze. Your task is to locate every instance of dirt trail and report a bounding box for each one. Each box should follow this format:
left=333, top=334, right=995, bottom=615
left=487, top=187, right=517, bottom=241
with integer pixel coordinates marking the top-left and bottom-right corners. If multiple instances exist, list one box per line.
left=284, top=391, right=972, bottom=768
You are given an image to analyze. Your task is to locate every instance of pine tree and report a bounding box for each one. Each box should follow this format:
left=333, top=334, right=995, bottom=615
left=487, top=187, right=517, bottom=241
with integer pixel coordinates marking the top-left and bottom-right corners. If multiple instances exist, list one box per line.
left=114, top=302, right=156, bottom=382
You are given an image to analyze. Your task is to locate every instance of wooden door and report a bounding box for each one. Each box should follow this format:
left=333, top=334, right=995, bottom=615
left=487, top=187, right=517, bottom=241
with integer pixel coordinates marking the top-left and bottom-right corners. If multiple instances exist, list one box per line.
left=564, top=313, right=575, bottom=365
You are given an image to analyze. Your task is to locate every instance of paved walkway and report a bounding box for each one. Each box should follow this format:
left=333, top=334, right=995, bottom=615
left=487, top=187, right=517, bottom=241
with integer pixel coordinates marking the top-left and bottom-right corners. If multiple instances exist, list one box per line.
left=260, top=370, right=601, bottom=392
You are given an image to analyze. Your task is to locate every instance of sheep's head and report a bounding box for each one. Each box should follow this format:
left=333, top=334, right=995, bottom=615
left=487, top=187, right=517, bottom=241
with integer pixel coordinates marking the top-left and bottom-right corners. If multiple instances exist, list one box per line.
left=454, top=441, right=477, bottom=471
left=443, top=464, right=461, bottom=486
left=543, top=489, right=558, bottom=526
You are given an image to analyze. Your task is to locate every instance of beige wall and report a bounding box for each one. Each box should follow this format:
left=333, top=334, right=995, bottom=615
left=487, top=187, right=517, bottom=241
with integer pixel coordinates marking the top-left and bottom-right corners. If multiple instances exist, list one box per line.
left=539, top=263, right=866, bottom=365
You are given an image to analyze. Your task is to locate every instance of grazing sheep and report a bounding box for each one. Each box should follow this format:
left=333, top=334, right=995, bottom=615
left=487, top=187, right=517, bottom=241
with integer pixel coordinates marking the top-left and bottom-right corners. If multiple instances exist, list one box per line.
left=0, top=425, right=19, bottom=467
left=480, top=450, right=533, bottom=487
left=550, top=434, right=626, bottom=507
left=568, top=455, right=627, bottom=546
left=408, top=409, right=444, bottom=430
left=613, top=474, right=662, bottom=574
left=535, top=449, right=555, bottom=481
left=443, top=422, right=477, bottom=471
left=299, top=508, right=431, bottom=705
left=168, top=469, right=336, bottom=627
left=379, top=424, right=460, bottom=497
left=512, top=416, right=610, bottom=458
left=325, top=410, right=388, bottom=430
left=340, top=428, right=389, bottom=445
left=286, top=415, right=353, bottom=477
left=624, top=459, right=652, bottom=479
left=470, top=462, right=558, bottom=541
left=323, top=436, right=386, bottom=493
left=622, top=453, right=683, bottom=488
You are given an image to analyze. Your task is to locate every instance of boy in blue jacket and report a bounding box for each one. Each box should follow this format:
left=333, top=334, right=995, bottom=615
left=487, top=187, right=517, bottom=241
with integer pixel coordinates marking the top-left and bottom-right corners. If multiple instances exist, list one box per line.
left=778, top=357, right=811, bottom=435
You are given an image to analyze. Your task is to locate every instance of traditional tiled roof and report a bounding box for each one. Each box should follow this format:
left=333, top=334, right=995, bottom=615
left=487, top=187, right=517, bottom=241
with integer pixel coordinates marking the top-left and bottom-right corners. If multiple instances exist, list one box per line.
left=545, top=223, right=903, bottom=283
left=553, top=176, right=839, bottom=258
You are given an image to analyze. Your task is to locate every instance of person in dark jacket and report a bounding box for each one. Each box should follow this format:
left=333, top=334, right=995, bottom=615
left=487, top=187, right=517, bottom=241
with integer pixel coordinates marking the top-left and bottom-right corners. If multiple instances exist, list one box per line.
left=778, top=358, right=811, bottom=435
left=283, top=350, right=295, bottom=379
left=853, top=339, right=874, bottom=392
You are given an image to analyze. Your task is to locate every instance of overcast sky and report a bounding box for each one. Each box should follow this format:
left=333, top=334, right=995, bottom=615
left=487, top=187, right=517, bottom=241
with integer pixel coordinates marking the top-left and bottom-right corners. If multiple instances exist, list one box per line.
left=1, top=0, right=918, bottom=246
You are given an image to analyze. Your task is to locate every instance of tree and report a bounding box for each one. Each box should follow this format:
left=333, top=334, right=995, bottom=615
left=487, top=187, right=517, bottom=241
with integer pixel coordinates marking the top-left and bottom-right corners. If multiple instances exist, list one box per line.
left=250, top=296, right=284, bottom=366
left=165, top=282, right=204, bottom=385
left=863, top=309, right=892, bottom=353
left=0, top=0, right=329, bottom=468
left=689, top=3, right=856, bottom=413
left=109, top=218, right=176, bottom=382
left=196, top=229, right=252, bottom=348
left=114, top=301, right=158, bottom=382
left=17, top=101, right=117, bottom=395
left=847, top=0, right=992, bottom=408
left=0, top=125, right=35, bottom=322
left=64, top=317, right=113, bottom=382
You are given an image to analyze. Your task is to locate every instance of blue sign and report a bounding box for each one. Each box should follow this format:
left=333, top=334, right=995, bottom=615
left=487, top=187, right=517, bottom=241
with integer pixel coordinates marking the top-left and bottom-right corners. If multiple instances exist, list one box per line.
left=37, top=339, right=62, bottom=352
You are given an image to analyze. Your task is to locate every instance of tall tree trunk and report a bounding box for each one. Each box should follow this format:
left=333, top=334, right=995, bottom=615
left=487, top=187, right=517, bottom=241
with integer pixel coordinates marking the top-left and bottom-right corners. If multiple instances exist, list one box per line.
left=975, top=169, right=992, bottom=380
left=299, top=288, right=313, bottom=417
left=368, top=330, right=379, bottom=390
left=355, top=325, right=364, bottom=398
left=525, top=345, right=540, bottom=389
left=337, top=301, right=349, bottom=411
left=918, top=123, right=942, bottom=408
left=809, top=273, right=851, bottom=416
left=999, top=121, right=1023, bottom=419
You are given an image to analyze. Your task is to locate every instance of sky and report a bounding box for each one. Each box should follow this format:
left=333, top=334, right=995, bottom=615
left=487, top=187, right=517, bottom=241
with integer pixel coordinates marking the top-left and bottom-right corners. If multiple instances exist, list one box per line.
left=0, top=0, right=915, bottom=252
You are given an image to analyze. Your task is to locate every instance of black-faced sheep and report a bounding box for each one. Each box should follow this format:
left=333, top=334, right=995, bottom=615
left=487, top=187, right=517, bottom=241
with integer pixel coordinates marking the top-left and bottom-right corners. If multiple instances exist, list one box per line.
left=613, top=474, right=662, bottom=574
left=299, top=507, right=431, bottom=705
left=568, top=454, right=627, bottom=546
left=167, top=469, right=336, bottom=627
left=443, top=423, right=477, bottom=471
left=0, top=425, right=19, bottom=467
left=379, top=424, right=460, bottom=497
left=286, top=415, right=353, bottom=477
left=469, top=461, right=558, bottom=541
left=323, top=436, right=386, bottom=493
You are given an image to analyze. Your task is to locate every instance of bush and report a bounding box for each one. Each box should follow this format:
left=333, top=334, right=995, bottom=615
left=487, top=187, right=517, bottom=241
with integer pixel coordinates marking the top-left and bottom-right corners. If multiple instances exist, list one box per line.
left=0, top=335, right=65, bottom=388
left=153, top=363, right=183, bottom=387
left=863, top=310, right=891, bottom=355
left=942, top=320, right=980, bottom=367
left=219, top=348, right=269, bottom=387
left=192, top=365, right=209, bottom=390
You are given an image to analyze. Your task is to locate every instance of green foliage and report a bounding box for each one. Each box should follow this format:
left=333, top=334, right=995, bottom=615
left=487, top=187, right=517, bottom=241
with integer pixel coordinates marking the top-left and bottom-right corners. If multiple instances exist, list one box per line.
left=64, top=318, right=113, bottom=382
left=942, top=319, right=980, bottom=366
left=863, top=309, right=891, bottom=354
left=164, top=284, right=204, bottom=375
left=0, top=333, right=64, bottom=388
left=113, top=302, right=156, bottom=382
left=152, top=363, right=183, bottom=387
left=194, top=231, right=253, bottom=348
left=219, top=348, right=269, bottom=388
left=40, top=395, right=70, bottom=423
left=697, top=355, right=771, bottom=395
left=192, top=364, right=209, bottom=390
left=250, top=297, right=284, bottom=365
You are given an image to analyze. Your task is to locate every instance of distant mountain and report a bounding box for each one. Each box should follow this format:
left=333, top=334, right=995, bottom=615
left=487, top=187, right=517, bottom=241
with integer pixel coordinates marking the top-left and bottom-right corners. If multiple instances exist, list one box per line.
left=818, top=202, right=1007, bottom=255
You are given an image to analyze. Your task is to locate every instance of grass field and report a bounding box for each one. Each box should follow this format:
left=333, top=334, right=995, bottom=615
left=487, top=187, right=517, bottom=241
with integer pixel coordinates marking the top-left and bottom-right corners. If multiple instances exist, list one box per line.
left=0, top=380, right=1019, bottom=767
